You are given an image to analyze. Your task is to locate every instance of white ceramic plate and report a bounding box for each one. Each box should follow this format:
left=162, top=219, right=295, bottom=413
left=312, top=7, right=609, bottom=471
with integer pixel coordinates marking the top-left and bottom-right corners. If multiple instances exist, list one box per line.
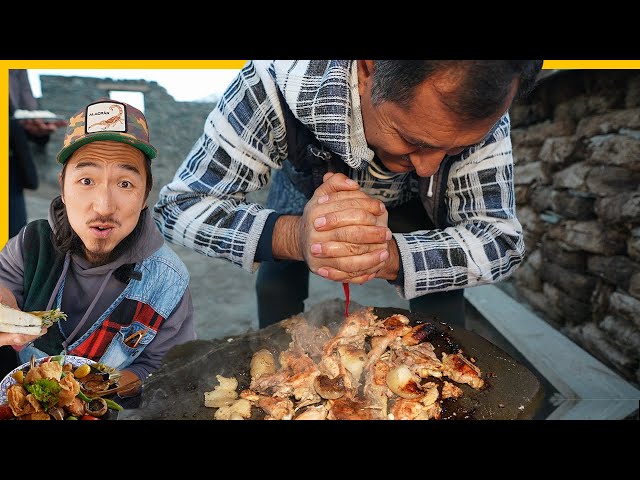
left=12, top=109, right=64, bottom=121
left=0, top=355, right=95, bottom=405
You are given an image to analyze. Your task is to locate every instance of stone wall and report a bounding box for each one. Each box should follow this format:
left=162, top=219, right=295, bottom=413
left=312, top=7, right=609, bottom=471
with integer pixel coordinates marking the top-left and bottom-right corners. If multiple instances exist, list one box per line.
left=509, top=70, right=640, bottom=386
left=34, top=75, right=217, bottom=206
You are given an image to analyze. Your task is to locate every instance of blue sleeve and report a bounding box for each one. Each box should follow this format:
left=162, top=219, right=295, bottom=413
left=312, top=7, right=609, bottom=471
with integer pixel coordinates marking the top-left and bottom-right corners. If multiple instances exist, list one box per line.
left=254, top=212, right=283, bottom=262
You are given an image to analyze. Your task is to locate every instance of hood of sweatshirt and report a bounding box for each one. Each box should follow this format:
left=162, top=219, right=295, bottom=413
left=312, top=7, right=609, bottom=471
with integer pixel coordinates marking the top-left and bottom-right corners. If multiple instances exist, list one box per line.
left=271, top=60, right=373, bottom=170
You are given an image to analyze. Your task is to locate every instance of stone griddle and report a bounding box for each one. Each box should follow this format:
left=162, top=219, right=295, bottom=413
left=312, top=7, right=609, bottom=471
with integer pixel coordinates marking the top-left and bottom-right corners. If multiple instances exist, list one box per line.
left=119, top=299, right=544, bottom=420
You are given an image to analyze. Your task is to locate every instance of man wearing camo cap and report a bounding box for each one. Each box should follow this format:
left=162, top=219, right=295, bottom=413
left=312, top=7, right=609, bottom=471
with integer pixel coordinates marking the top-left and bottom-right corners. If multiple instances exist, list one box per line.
left=0, top=99, right=196, bottom=398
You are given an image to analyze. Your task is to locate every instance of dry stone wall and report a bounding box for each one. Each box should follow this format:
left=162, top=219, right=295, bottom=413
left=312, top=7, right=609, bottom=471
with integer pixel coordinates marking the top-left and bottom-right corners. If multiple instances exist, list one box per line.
left=509, top=70, right=640, bottom=385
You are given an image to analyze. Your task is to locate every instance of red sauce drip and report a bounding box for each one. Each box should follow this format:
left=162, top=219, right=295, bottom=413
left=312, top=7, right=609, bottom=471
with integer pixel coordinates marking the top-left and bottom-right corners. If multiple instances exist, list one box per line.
left=342, top=282, right=350, bottom=317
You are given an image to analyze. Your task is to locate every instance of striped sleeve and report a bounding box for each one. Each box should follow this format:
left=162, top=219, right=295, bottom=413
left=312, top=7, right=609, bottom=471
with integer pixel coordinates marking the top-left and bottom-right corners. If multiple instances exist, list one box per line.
left=393, top=117, right=525, bottom=300
left=152, top=61, right=289, bottom=272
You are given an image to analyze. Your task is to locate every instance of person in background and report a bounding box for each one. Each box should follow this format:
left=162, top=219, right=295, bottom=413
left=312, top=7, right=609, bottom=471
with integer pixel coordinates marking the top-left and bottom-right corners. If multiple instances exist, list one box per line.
left=0, top=99, right=196, bottom=396
left=3, top=70, right=66, bottom=377
left=153, top=60, right=543, bottom=330
left=9, top=69, right=66, bottom=238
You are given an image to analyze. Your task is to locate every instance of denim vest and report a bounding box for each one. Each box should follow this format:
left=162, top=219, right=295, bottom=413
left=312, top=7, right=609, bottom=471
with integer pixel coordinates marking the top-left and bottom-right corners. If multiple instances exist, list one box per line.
left=19, top=244, right=189, bottom=370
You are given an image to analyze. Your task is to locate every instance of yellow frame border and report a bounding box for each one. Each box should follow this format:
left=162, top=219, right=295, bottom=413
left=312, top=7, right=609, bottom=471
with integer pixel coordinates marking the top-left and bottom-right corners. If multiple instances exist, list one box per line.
left=2, top=59, right=640, bottom=248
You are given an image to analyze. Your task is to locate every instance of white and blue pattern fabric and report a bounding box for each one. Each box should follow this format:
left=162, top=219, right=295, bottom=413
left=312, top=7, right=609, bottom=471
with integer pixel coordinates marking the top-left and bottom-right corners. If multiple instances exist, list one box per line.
left=153, top=61, right=524, bottom=300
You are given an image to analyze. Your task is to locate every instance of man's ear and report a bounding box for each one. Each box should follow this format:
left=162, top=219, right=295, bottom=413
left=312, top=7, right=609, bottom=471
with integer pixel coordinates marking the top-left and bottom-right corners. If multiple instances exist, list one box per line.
left=357, top=60, right=375, bottom=96
left=58, top=172, right=65, bottom=204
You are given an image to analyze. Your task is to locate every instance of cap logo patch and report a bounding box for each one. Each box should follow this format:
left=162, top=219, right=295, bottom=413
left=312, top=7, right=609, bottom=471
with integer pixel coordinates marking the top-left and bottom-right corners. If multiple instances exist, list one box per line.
left=86, top=102, right=126, bottom=133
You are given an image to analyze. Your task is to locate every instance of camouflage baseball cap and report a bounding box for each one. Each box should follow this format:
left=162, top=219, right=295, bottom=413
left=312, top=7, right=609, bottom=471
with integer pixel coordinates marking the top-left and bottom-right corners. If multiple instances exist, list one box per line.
left=56, top=98, right=158, bottom=164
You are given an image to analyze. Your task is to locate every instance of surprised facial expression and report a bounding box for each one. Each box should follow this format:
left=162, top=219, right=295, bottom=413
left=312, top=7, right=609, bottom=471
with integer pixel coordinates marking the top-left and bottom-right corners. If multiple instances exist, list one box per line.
left=61, top=141, right=147, bottom=265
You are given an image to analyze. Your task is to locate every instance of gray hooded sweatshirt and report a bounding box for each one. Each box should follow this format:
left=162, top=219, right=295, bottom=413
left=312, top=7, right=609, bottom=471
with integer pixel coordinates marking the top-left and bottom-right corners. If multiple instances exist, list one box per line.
left=0, top=196, right=196, bottom=382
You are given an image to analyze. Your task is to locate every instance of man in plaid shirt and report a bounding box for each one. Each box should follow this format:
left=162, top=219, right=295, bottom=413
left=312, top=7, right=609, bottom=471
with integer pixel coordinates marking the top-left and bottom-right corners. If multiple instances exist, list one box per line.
left=153, top=60, right=543, bottom=328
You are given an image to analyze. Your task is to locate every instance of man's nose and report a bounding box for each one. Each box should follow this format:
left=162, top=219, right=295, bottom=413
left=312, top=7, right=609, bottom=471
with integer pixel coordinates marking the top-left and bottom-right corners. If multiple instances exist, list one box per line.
left=92, top=185, right=116, bottom=215
left=407, top=150, right=446, bottom=178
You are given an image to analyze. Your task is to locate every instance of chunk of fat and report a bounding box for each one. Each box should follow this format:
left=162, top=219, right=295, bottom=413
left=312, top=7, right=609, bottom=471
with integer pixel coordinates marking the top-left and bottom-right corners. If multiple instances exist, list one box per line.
left=214, top=398, right=252, bottom=420
left=215, top=374, right=238, bottom=391
left=204, top=375, right=239, bottom=408
left=337, top=345, right=366, bottom=384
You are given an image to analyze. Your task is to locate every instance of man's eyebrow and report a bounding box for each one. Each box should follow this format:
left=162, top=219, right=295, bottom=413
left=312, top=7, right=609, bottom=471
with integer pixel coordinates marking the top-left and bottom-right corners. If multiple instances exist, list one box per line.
left=400, top=116, right=503, bottom=151
left=404, top=136, right=443, bottom=149
left=73, top=161, right=142, bottom=176
left=73, top=160, right=99, bottom=169
left=402, top=134, right=472, bottom=151
left=117, top=163, right=142, bottom=176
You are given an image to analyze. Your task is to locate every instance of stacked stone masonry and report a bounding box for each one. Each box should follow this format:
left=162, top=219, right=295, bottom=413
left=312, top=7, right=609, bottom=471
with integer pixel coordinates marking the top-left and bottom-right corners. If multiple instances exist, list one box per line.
left=509, top=70, right=640, bottom=386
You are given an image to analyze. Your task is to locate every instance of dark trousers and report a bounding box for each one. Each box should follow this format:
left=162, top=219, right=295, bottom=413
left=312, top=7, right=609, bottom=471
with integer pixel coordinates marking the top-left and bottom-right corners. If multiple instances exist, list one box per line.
left=9, top=186, right=27, bottom=239
left=256, top=197, right=465, bottom=328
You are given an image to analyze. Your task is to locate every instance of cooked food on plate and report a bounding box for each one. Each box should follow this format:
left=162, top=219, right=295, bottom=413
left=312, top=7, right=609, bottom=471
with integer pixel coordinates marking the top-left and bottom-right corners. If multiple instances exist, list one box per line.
left=204, top=307, right=484, bottom=420
left=0, top=356, right=123, bottom=420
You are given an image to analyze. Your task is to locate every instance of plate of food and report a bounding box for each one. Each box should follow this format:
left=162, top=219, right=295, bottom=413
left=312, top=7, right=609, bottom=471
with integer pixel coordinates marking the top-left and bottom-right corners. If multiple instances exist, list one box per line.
left=0, top=355, right=124, bottom=420
left=12, top=109, right=65, bottom=122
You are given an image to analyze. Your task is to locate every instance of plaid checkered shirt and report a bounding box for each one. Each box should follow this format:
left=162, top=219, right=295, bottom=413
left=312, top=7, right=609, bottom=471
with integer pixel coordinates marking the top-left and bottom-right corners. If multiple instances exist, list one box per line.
left=153, top=60, right=524, bottom=300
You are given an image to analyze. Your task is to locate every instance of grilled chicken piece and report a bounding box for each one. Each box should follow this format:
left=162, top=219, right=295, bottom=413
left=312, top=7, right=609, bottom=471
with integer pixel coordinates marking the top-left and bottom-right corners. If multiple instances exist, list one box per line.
left=250, top=347, right=321, bottom=406
left=392, top=342, right=443, bottom=379
left=363, top=314, right=412, bottom=372
left=441, top=381, right=464, bottom=399
left=214, top=399, right=253, bottom=420
left=391, top=399, right=442, bottom=420
left=317, top=351, right=343, bottom=379
left=390, top=384, right=440, bottom=420
left=294, top=404, right=328, bottom=420
left=314, top=374, right=348, bottom=400
left=257, top=396, right=295, bottom=420
left=361, top=360, right=390, bottom=419
left=283, top=317, right=333, bottom=360
left=322, top=307, right=379, bottom=356
left=240, top=389, right=294, bottom=419
left=382, top=314, right=412, bottom=332
left=337, top=344, right=367, bottom=388
left=401, top=322, right=441, bottom=346
left=441, top=353, right=484, bottom=389
left=326, top=396, right=380, bottom=420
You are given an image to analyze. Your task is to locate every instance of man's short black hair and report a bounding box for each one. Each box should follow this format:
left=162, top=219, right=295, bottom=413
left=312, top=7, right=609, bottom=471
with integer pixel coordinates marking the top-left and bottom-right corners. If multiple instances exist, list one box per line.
left=371, top=60, right=543, bottom=122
